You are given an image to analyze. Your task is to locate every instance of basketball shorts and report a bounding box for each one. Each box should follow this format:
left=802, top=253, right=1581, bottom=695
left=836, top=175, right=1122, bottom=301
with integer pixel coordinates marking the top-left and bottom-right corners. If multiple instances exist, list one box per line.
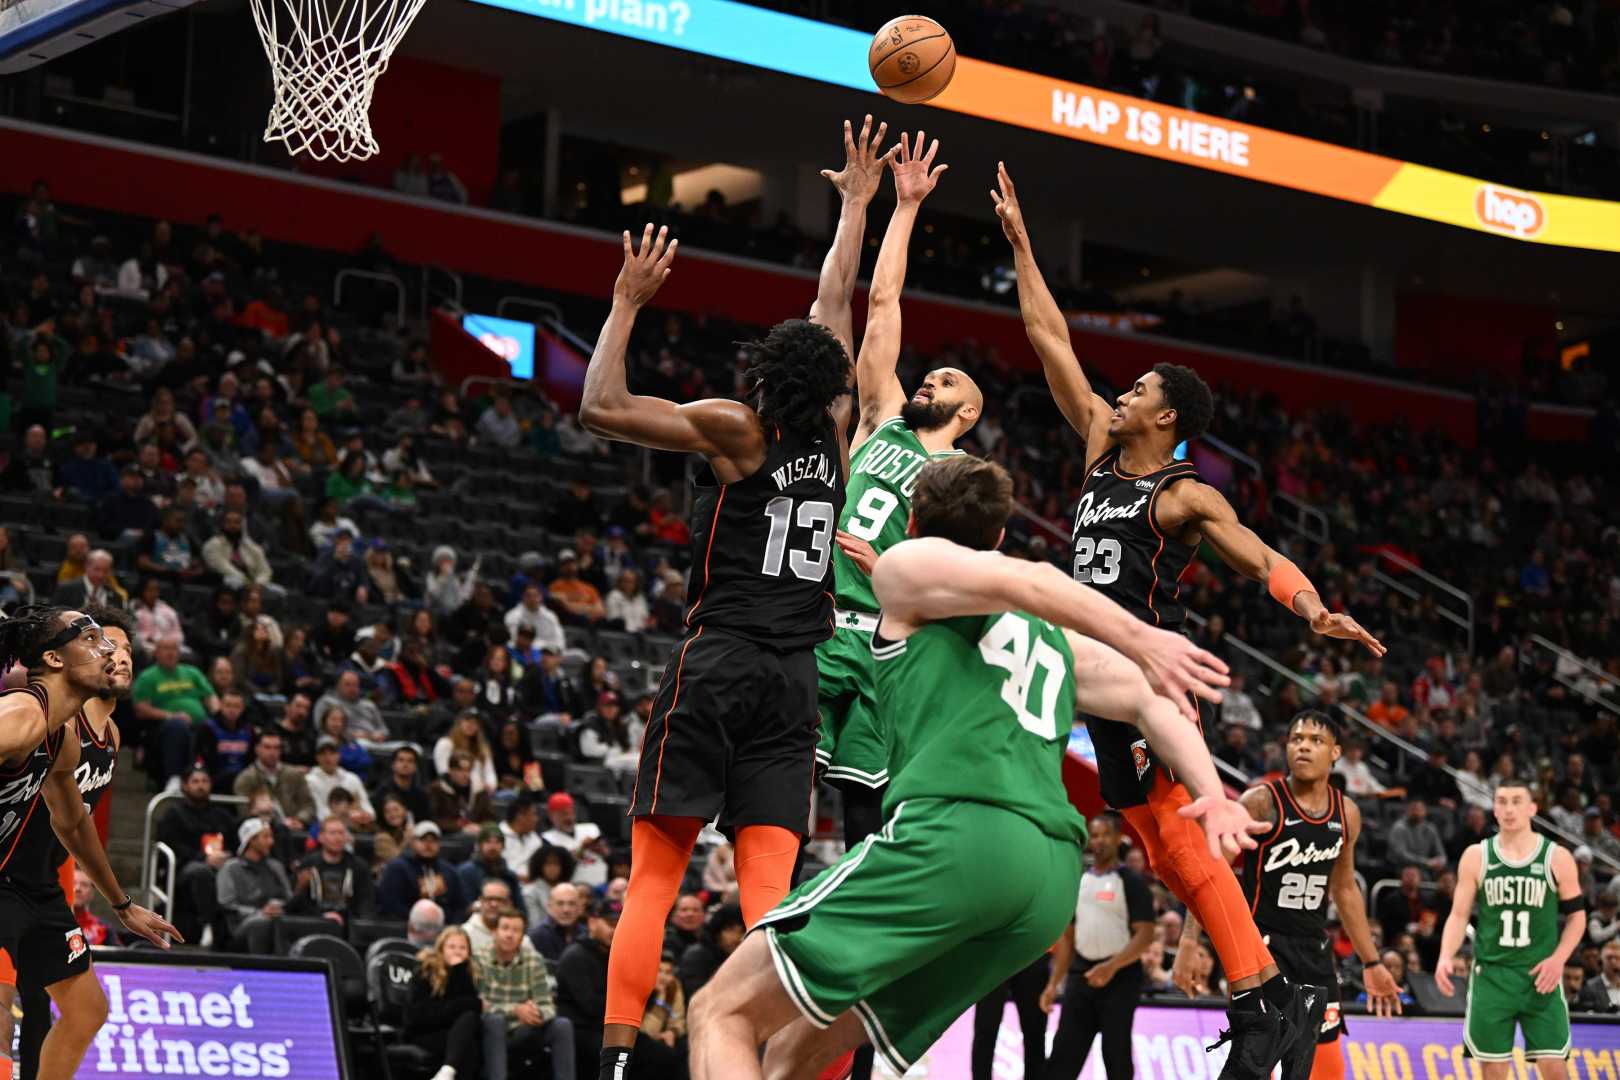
left=757, top=798, right=1081, bottom=1076
left=0, top=858, right=76, bottom=988
left=1261, top=930, right=1345, bottom=1043
left=0, top=876, right=92, bottom=992
left=814, top=616, right=887, bottom=790
left=1464, top=962, right=1571, bottom=1061
left=1086, top=697, right=1212, bottom=810
left=630, top=626, right=820, bottom=834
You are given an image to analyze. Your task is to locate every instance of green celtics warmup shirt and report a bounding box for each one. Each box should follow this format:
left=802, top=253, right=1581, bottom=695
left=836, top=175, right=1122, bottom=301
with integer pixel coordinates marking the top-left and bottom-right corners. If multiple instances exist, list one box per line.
left=833, top=417, right=964, bottom=615
left=1474, top=835, right=1561, bottom=968
left=873, top=607, right=1087, bottom=845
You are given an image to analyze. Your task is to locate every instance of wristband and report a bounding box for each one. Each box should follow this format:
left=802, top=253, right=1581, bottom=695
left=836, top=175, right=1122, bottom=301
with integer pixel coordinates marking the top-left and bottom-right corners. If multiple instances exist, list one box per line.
left=1267, top=559, right=1316, bottom=613
left=112, top=894, right=134, bottom=912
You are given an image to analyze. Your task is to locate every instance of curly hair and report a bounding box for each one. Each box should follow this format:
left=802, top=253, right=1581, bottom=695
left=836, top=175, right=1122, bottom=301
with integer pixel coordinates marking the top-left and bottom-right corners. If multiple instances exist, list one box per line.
left=740, top=319, right=851, bottom=440
left=1152, top=362, right=1214, bottom=442
left=83, top=605, right=135, bottom=639
left=0, top=604, right=71, bottom=674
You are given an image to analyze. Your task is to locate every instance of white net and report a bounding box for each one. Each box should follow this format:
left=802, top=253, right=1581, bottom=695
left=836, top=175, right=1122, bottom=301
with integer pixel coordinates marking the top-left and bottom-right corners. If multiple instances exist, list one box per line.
left=250, top=0, right=427, bottom=162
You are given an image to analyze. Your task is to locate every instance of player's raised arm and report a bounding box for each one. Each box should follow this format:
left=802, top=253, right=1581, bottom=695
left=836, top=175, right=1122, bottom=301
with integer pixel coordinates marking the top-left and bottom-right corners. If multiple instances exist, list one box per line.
left=1332, top=797, right=1402, bottom=1016
left=992, top=162, right=1111, bottom=459
left=1174, top=481, right=1386, bottom=657
left=872, top=536, right=1227, bottom=720
left=852, top=131, right=947, bottom=443
left=579, top=225, right=763, bottom=465
left=1534, top=844, right=1588, bottom=994
left=809, top=114, right=890, bottom=370
left=1434, top=844, right=1482, bottom=996
left=1063, top=630, right=1263, bottom=860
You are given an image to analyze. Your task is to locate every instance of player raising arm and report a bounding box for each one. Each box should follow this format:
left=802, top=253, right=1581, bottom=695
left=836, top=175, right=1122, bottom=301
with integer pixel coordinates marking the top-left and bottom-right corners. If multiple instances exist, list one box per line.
left=992, top=161, right=1381, bottom=654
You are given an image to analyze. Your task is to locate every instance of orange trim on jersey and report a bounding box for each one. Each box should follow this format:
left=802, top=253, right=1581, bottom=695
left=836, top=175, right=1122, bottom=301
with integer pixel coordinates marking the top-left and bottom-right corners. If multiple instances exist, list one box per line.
left=1247, top=783, right=1287, bottom=915
left=1144, top=480, right=1171, bottom=626
left=1277, top=776, right=1335, bottom=824
left=683, top=486, right=728, bottom=628
left=79, top=709, right=111, bottom=749
left=648, top=627, right=703, bottom=814
left=0, top=788, right=48, bottom=874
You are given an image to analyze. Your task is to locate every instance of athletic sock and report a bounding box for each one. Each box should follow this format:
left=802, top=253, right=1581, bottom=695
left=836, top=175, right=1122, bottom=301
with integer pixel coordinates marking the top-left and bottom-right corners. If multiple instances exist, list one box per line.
left=1260, top=973, right=1295, bottom=1013
left=1230, top=987, right=1265, bottom=1014
left=598, top=1046, right=633, bottom=1080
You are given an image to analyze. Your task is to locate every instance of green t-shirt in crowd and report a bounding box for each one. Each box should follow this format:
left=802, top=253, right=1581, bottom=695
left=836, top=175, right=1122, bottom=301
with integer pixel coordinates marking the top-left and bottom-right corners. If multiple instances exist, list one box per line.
left=132, top=662, right=215, bottom=724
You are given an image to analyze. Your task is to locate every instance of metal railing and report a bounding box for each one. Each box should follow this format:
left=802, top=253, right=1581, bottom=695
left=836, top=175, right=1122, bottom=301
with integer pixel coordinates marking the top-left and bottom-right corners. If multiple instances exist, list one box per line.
left=148, top=841, right=177, bottom=922
left=139, top=791, right=247, bottom=908
left=1527, top=634, right=1620, bottom=719
left=421, top=263, right=463, bottom=317
left=1371, top=548, right=1475, bottom=658
left=332, top=268, right=406, bottom=327
left=1269, top=490, right=1332, bottom=549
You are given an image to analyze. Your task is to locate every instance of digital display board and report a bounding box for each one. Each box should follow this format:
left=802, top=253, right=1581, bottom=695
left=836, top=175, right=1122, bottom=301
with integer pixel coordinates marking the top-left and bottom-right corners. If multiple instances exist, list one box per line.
left=463, top=311, right=537, bottom=380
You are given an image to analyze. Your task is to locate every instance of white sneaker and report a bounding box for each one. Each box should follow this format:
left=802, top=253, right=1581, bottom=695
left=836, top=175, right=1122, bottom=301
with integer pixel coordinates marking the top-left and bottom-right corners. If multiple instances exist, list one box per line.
left=430, top=1068, right=456, bottom=1080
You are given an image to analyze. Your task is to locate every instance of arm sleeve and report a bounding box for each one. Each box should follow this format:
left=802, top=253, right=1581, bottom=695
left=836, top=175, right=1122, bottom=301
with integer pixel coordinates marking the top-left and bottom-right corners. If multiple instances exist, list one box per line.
left=1124, top=869, right=1155, bottom=923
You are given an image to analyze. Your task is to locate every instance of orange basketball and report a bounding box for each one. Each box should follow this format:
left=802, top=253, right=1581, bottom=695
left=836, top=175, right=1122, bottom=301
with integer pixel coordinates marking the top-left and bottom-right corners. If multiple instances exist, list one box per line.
left=869, top=15, right=956, bottom=105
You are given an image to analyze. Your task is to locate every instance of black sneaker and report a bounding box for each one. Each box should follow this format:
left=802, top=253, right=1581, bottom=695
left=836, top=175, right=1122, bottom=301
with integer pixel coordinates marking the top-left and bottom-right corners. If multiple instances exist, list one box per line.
left=1281, top=983, right=1327, bottom=1080
left=1209, top=1003, right=1288, bottom=1080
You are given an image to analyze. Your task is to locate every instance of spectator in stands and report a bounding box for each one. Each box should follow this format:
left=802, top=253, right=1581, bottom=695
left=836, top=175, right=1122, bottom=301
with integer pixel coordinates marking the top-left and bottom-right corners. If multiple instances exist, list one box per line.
left=448, top=582, right=507, bottom=672
left=202, top=509, right=276, bottom=593
left=52, top=547, right=126, bottom=610
left=56, top=432, right=118, bottom=504
left=476, top=392, right=523, bottom=449
left=505, top=584, right=565, bottom=654
left=1357, top=949, right=1417, bottom=1013
left=431, top=751, right=497, bottom=836
left=520, top=649, right=582, bottom=723
left=1388, top=800, right=1447, bottom=876
left=460, top=824, right=523, bottom=906
left=317, top=707, right=373, bottom=777
left=425, top=153, right=469, bottom=204
left=1581, top=939, right=1620, bottom=1014
left=70, top=869, right=111, bottom=947
left=407, top=901, right=447, bottom=950
left=478, top=905, right=576, bottom=1080
left=380, top=820, right=470, bottom=923
left=310, top=602, right=356, bottom=667
left=375, top=745, right=432, bottom=823
left=1367, top=681, right=1410, bottom=730
left=404, top=926, right=484, bottom=1080
left=97, top=466, right=160, bottom=544
left=138, top=507, right=206, bottom=582
left=462, top=878, right=519, bottom=952
left=308, top=497, right=357, bottom=552
left=529, top=881, right=587, bottom=964
left=135, top=387, right=197, bottom=450
left=523, top=846, right=575, bottom=928
left=384, top=636, right=449, bottom=711
left=664, top=894, right=705, bottom=958
left=375, top=794, right=413, bottom=868
left=1377, top=865, right=1436, bottom=944
left=1215, top=725, right=1263, bottom=776
left=315, top=668, right=390, bottom=742
left=233, top=730, right=317, bottom=829
left=157, top=766, right=238, bottom=942
left=306, top=734, right=377, bottom=824
left=603, top=570, right=651, bottom=632
left=1454, top=750, right=1493, bottom=811
left=267, top=691, right=316, bottom=767
left=547, top=551, right=605, bottom=625
left=309, top=530, right=367, bottom=601
left=475, top=644, right=521, bottom=721
left=289, top=815, right=375, bottom=928
left=1564, top=963, right=1588, bottom=1011
left=425, top=545, right=480, bottom=617
left=363, top=539, right=413, bottom=604
left=232, top=618, right=286, bottom=694
left=130, top=578, right=185, bottom=657
left=133, top=635, right=219, bottom=786
left=217, top=817, right=292, bottom=954
left=1214, top=670, right=1262, bottom=731
left=650, top=569, right=687, bottom=634
left=309, top=365, right=356, bottom=419
left=541, top=793, right=607, bottom=888
left=677, top=903, right=744, bottom=1000
left=435, top=710, right=498, bottom=796
left=1582, top=809, right=1620, bottom=870
left=577, top=691, right=636, bottom=775
left=194, top=688, right=254, bottom=790
left=1448, top=804, right=1493, bottom=864
left=501, top=797, right=544, bottom=882
left=640, top=952, right=686, bottom=1056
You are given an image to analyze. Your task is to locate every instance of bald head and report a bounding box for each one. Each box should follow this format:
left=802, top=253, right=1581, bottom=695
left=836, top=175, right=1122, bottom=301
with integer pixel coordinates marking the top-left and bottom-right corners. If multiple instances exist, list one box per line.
left=902, top=367, right=981, bottom=437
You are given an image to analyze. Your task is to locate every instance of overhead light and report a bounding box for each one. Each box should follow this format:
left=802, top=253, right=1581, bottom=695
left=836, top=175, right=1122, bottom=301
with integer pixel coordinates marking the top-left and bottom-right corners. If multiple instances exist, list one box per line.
left=1482, top=123, right=1491, bottom=133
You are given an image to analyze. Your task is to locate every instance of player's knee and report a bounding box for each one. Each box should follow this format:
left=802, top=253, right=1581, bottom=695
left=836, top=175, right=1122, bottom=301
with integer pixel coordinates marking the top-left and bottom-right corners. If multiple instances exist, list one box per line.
left=53, top=975, right=107, bottom=1035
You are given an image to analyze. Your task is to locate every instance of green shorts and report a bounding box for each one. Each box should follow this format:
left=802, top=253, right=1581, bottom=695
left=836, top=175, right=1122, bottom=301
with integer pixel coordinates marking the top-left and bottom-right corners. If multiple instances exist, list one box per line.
left=814, top=619, right=887, bottom=789
left=1463, top=961, right=1571, bottom=1061
left=756, top=797, right=1082, bottom=1075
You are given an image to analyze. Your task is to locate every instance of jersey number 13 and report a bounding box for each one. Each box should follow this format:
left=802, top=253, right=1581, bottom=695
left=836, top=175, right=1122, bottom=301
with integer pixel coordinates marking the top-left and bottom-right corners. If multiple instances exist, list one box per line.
left=761, top=497, right=835, bottom=582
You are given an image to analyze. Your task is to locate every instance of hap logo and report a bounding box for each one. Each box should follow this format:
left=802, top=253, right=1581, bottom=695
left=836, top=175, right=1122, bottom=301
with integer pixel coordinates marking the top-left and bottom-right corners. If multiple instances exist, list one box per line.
left=1474, top=184, right=1546, bottom=238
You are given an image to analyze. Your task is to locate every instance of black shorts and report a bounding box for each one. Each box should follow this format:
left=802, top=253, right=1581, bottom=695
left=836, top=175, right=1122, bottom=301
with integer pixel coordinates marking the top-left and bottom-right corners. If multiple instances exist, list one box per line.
left=1261, top=929, right=1346, bottom=1043
left=0, top=877, right=93, bottom=990
left=629, top=627, right=820, bottom=834
left=1086, top=697, right=1214, bottom=811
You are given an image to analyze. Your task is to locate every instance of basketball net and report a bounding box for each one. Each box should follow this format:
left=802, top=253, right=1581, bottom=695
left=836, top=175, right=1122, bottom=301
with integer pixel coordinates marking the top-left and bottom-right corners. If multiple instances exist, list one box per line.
left=249, top=0, right=427, bottom=161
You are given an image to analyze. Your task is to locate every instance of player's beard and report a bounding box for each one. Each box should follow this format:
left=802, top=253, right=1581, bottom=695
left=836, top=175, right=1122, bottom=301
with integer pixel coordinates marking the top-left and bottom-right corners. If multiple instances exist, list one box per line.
left=900, top=398, right=962, bottom=433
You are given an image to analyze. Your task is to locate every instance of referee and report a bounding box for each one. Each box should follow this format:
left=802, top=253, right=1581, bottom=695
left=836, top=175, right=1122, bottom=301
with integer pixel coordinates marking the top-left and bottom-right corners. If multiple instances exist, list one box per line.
left=1041, top=811, right=1156, bottom=1080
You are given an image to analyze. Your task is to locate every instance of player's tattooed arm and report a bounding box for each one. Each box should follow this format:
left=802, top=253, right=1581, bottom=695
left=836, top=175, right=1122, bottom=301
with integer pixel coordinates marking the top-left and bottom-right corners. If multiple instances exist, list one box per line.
left=1238, top=785, right=1277, bottom=837
left=581, top=225, right=766, bottom=478
left=1334, top=798, right=1402, bottom=1016
left=1434, top=843, right=1482, bottom=996
left=992, top=162, right=1112, bottom=461
left=810, top=115, right=890, bottom=382
left=853, top=131, right=947, bottom=443
left=1168, top=481, right=1386, bottom=657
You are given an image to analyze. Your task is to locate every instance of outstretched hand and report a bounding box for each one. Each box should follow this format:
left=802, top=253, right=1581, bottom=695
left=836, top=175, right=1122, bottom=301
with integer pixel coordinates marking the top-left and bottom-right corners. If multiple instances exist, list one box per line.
left=613, top=224, right=679, bottom=309
left=821, top=115, right=893, bottom=204
left=1133, top=625, right=1229, bottom=722
left=892, top=130, right=948, bottom=204
left=990, top=161, right=1028, bottom=247
left=835, top=530, right=878, bottom=576
left=118, top=903, right=183, bottom=949
left=1310, top=608, right=1386, bottom=657
left=1362, top=962, right=1404, bottom=1017
left=1177, top=795, right=1269, bottom=861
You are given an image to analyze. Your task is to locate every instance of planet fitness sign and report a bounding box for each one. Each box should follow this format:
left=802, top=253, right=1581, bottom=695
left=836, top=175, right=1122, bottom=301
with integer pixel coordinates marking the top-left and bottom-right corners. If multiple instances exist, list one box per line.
left=72, top=959, right=343, bottom=1078
left=919, top=1003, right=1620, bottom=1078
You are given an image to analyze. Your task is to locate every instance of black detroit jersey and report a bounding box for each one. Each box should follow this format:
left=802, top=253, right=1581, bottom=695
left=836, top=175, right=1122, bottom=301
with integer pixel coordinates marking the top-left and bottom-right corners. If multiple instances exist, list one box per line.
left=1240, top=778, right=1347, bottom=937
left=683, top=416, right=844, bottom=651
left=0, top=685, right=67, bottom=882
left=1071, top=446, right=1201, bottom=807
left=44, top=712, right=116, bottom=869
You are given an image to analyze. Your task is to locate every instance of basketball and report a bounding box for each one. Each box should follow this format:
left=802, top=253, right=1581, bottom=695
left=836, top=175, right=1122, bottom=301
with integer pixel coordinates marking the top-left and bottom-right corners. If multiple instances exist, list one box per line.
left=869, top=15, right=956, bottom=105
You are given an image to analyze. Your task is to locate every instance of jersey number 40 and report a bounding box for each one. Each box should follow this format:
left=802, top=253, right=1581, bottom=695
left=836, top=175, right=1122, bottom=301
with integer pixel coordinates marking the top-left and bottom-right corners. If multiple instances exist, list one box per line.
left=979, top=614, right=1066, bottom=740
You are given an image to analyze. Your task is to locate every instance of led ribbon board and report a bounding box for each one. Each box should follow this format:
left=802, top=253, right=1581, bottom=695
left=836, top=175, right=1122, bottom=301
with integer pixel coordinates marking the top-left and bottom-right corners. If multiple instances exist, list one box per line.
left=469, top=0, right=1620, bottom=252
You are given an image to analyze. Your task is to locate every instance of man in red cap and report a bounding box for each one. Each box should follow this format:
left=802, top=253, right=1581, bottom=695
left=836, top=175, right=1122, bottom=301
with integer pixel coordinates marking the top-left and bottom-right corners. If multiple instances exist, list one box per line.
left=542, top=792, right=609, bottom=888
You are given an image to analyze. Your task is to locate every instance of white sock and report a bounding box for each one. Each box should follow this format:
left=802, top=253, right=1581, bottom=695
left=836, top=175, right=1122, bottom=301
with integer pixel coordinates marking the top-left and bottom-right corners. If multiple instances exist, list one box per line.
left=430, top=1067, right=456, bottom=1080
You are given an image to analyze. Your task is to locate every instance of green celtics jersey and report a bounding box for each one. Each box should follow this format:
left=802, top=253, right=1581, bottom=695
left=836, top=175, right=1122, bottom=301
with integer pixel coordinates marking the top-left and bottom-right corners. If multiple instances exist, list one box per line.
left=833, top=417, right=965, bottom=614
left=1474, top=835, right=1561, bottom=968
left=874, top=608, right=1086, bottom=844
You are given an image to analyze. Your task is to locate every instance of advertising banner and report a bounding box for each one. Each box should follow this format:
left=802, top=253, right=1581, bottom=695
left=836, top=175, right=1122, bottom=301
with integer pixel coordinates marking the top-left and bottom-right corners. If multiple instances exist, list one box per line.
left=69, top=957, right=344, bottom=1079
left=468, top=0, right=1620, bottom=253
left=908, top=1002, right=1620, bottom=1078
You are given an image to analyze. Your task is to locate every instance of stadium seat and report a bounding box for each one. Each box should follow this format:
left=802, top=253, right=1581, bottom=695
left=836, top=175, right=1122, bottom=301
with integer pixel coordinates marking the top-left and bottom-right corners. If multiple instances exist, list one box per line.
left=1407, top=970, right=1466, bottom=1017
left=349, top=917, right=409, bottom=953
left=367, top=951, right=437, bottom=1080
left=364, top=936, right=418, bottom=967
left=289, top=933, right=370, bottom=1021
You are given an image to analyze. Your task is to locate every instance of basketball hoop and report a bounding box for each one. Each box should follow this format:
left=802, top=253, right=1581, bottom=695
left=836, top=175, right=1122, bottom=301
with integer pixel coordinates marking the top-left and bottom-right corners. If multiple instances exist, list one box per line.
left=250, top=0, right=426, bottom=161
